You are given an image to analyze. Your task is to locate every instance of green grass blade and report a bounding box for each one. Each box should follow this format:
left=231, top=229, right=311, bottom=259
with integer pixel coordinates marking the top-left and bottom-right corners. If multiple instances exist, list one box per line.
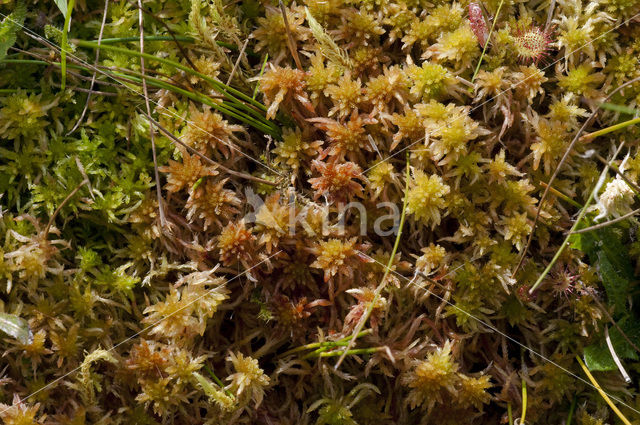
left=60, top=0, right=75, bottom=91
left=253, top=53, right=268, bottom=100
left=600, top=103, right=639, bottom=115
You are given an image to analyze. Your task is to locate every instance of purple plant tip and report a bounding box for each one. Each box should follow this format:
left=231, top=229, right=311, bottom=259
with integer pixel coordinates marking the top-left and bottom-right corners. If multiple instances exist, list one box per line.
left=469, top=3, right=489, bottom=47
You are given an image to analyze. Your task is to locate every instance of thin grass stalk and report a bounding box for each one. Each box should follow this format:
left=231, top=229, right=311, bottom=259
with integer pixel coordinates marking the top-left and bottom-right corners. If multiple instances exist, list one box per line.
left=112, top=71, right=279, bottom=136
left=591, top=151, right=640, bottom=196
left=520, top=379, right=527, bottom=424
left=528, top=144, right=624, bottom=294
left=334, top=152, right=411, bottom=369
left=96, top=36, right=259, bottom=58
left=74, top=40, right=268, bottom=114
left=3, top=53, right=278, bottom=135
left=575, top=356, right=632, bottom=425
left=279, top=330, right=372, bottom=357
left=566, top=396, right=577, bottom=425
left=138, top=0, right=167, bottom=229
left=539, top=181, right=584, bottom=209
left=98, top=35, right=194, bottom=44
left=44, top=179, right=88, bottom=239
left=204, top=365, right=234, bottom=397
left=317, top=347, right=383, bottom=358
left=580, top=116, right=640, bottom=142
left=60, top=0, right=75, bottom=91
left=100, top=67, right=278, bottom=134
left=2, top=56, right=278, bottom=134
left=600, top=103, right=639, bottom=115
left=572, top=207, right=640, bottom=234
left=67, top=0, right=109, bottom=136
left=471, top=0, right=504, bottom=82
left=253, top=54, right=269, bottom=100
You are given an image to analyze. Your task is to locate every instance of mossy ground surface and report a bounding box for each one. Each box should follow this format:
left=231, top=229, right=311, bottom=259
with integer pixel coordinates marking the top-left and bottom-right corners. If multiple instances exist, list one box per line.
left=1, top=0, right=640, bottom=423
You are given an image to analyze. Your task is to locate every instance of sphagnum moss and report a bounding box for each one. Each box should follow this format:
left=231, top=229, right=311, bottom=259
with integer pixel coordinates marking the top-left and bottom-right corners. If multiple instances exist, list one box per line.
left=1, top=0, right=640, bottom=423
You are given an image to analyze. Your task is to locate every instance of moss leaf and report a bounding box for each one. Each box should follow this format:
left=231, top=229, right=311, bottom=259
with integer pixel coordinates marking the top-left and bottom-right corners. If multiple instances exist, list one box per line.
left=0, top=312, right=32, bottom=345
left=0, top=0, right=26, bottom=61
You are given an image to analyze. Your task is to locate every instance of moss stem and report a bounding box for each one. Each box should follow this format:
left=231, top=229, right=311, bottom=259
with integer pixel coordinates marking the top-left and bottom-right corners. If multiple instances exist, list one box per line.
left=538, top=181, right=584, bottom=209
left=566, top=396, right=577, bottom=425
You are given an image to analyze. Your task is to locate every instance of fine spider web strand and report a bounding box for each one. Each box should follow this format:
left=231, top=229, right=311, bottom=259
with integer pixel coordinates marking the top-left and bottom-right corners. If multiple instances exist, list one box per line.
left=357, top=250, right=640, bottom=416
left=0, top=12, right=284, bottom=178
left=138, top=0, right=167, bottom=229
left=143, top=110, right=278, bottom=186
left=0, top=251, right=283, bottom=416
left=360, top=10, right=640, bottom=176
left=572, top=206, right=640, bottom=234
left=66, top=0, right=109, bottom=136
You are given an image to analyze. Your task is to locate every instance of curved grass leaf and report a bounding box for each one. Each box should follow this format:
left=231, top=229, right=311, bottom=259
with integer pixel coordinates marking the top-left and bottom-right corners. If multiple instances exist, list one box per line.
left=54, top=0, right=67, bottom=17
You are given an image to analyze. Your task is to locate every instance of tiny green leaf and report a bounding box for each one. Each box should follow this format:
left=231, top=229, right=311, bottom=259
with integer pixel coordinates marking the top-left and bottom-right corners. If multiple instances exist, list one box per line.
left=193, top=372, right=217, bottom=395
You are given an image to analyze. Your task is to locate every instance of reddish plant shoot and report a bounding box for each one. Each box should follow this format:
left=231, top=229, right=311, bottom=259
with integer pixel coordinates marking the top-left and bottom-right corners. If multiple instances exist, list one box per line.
left=469, top=3, right=489, bottom=46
